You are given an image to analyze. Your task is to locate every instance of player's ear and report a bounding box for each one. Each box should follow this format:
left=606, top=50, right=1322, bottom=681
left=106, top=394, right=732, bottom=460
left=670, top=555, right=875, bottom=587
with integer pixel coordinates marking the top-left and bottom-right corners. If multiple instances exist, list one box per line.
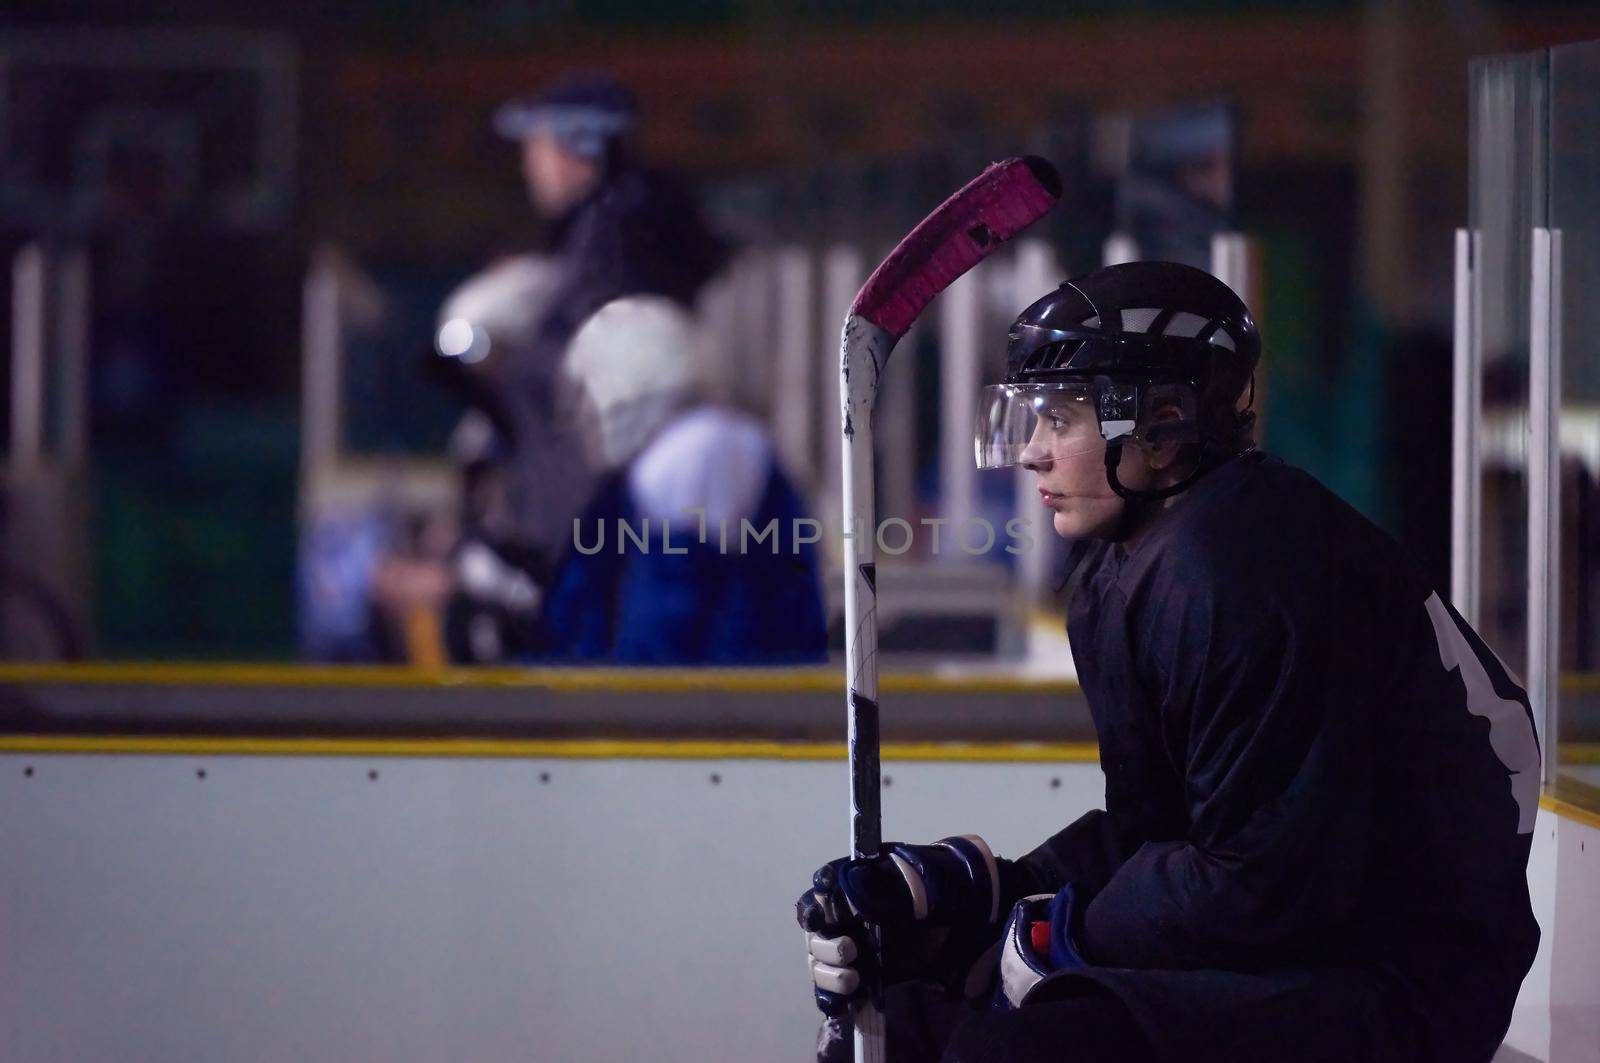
left=1141, top=402, right=1187, bottom=472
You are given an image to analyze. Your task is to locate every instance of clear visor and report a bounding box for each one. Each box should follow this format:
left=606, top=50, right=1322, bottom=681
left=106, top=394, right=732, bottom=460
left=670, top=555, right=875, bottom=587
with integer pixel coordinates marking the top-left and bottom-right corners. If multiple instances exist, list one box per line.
left=974, top=383, right=1108, bottom=471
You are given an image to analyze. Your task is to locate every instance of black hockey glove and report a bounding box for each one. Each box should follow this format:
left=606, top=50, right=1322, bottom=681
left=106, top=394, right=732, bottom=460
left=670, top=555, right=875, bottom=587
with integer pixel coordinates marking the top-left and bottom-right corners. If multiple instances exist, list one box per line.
left=795, top=835, right=1010, bottom=1017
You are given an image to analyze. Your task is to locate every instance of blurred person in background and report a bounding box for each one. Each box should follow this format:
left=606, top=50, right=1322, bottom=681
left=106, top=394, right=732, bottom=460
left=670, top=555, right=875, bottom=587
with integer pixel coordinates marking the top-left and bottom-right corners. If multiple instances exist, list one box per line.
left=494, top=72, right=726, bottom=322
left=539, top=295, right=826, bottom=664
left=431, top=255, right=564, bottom=663
left=368, top=509, right=457, bottom=667
left=428, top=72, right=728, bottom=663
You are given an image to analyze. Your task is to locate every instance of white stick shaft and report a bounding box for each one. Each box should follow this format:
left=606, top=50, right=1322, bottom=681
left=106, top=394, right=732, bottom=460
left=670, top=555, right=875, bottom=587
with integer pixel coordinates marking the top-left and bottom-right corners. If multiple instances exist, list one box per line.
left=843, top=400, right=879, bottom=857
left=840, top=313, right=893, bottom=855
left=840, top=313, right=894, bottom=1063
left=852, top=1001, right=885, bottom=1063
left=822, top=247, right=866, bottom=558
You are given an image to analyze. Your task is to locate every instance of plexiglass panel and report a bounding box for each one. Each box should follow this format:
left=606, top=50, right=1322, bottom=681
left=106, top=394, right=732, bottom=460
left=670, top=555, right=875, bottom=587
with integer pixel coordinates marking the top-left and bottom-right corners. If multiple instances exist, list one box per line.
left=1548, top=40, right=1600, bottom=801
left=1468, top=53, right=1547, bottom=685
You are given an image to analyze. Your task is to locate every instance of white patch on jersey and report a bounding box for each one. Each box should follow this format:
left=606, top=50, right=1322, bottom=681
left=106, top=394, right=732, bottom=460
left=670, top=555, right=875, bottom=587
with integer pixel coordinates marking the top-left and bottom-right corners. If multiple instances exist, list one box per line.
left=1423, top=592, right=1541, bottom=833
left=628, top=406, right=773, bottom=529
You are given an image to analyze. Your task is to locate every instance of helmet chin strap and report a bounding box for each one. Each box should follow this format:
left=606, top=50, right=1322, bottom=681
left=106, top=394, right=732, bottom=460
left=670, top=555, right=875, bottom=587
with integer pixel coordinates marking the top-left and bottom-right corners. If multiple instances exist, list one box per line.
left=1102, top=441, right=1205, bottom=502
left=1100, top=441, right=1206, bottom=544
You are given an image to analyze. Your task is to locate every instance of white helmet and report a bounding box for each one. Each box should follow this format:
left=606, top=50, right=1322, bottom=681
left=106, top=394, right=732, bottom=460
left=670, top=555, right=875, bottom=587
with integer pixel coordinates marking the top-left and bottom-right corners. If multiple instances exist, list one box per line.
left=564, top=295, right=703, bottom=468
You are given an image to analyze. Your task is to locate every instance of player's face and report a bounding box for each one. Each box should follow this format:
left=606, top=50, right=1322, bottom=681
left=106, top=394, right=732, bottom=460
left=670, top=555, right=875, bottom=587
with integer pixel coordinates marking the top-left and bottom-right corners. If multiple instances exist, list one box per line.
left=1020, top=400, right=1155, bottom=540
left=520, top=134, right=599, bottom=218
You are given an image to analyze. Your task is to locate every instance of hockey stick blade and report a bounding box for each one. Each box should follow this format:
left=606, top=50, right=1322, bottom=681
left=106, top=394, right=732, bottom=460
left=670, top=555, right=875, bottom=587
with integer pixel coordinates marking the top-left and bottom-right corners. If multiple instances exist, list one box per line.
left=851, top=155, right=1061, bottom=341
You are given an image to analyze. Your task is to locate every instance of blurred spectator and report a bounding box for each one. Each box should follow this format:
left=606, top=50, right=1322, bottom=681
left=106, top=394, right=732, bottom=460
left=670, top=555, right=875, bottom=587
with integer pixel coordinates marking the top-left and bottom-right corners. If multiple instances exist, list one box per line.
left=369, top=510, right=456, bottom=668
left=540, top=295, right=826, bottom=664
left=495, top=73, right=727, bottom=324
left=428, top=72, right=728, bottom=663
left=433, top=254, right=566, bottom=662
left=1116, top=103, right=1234, bottom=268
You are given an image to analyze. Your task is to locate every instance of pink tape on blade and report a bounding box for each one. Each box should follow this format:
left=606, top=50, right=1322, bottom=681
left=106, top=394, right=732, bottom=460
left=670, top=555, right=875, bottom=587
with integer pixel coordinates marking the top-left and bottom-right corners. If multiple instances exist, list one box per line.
left=851, top=156, right=1061, bottom=340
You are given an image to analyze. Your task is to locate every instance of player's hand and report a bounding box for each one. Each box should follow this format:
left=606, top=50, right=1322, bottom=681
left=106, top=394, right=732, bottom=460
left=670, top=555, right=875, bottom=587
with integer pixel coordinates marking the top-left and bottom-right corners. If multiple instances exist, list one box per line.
left=795, top=835, right=1004, bottom=1016
left=994, top=884, right=1089, bottom=1010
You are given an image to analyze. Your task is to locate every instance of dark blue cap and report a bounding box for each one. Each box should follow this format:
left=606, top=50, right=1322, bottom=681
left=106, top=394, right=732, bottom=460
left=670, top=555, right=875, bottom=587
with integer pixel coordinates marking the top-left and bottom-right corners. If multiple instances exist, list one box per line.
left=493, top=73, right=638, bottom=160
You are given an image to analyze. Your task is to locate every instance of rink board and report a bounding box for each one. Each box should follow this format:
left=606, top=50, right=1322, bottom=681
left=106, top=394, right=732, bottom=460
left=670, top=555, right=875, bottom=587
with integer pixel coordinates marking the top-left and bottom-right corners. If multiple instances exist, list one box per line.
left=0, top=745, right=1102, bottom=1063
left=0, top=742, right=1595, bottom=1062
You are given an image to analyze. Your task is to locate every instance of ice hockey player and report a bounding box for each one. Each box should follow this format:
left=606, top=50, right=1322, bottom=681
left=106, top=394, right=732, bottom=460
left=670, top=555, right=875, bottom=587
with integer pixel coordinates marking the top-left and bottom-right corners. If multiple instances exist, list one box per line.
left=797, top=261, right=1540, bottom=1062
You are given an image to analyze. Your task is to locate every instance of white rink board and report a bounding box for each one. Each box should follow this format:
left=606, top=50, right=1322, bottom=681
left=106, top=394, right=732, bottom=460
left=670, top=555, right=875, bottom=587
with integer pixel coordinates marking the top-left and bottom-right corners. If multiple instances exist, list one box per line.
left=1505, top=807, right=1558, bottom=1060
left=0, top=753, right=1105, bottom=1063
left=1548, top=806, right=1600, bottom=1063
left=1496, top=801, right=1600, bottom=1063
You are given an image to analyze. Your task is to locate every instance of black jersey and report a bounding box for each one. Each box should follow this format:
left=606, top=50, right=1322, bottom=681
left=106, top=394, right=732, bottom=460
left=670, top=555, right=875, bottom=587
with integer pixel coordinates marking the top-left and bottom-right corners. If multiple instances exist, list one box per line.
left=1015, top=450, right=1540, bottom=1063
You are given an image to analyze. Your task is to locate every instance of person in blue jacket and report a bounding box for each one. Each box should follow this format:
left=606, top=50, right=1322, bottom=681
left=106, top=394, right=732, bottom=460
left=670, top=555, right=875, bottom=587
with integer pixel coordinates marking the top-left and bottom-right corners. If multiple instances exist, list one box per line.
left=796, top=262, right=1539, bottom=1062
left=540, top=294, right=827, bottom=664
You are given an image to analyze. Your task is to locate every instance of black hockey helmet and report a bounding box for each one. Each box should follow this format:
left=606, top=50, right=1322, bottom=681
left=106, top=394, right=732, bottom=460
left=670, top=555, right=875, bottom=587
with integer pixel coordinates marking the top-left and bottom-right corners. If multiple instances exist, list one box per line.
left=976, top=261, right=1259, bottom=500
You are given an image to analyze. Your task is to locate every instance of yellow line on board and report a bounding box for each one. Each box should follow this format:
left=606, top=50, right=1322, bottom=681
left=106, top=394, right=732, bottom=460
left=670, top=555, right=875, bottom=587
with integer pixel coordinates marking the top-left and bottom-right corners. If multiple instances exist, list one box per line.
left=1558, top=673, right=1600, bottom=694
left=1540, top=791, right=1600, bottom=832
left=12, top=663, right=1600, bottom=697
left=0, top=734, right=1103, bottom=763
left=1, top=733, right=1595, bottom=767
left=0, top=663, right=1080, bottom=696
left=11, top=734, right=1600, bottom=822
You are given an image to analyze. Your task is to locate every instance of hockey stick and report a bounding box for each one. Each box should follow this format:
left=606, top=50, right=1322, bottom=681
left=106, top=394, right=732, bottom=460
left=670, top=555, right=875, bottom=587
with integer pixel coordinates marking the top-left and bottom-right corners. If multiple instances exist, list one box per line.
left=838, top=156, right=1060, bottom=1062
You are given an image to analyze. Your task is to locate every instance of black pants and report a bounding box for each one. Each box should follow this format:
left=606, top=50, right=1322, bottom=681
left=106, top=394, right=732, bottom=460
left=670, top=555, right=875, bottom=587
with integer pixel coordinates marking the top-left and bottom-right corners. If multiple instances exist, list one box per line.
left=822, top=984, right=1159, bottom=1063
